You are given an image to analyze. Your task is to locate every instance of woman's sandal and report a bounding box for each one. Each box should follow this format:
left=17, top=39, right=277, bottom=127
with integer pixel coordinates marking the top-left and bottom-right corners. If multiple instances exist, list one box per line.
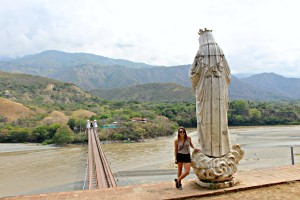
left=174, top=179, right=179, bottom=189
left=178, top=183, right=182, bottom=190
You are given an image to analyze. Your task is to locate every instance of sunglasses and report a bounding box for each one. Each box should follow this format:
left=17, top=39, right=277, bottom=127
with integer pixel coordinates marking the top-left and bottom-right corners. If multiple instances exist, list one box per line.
left=179, top=131, right=185, bottom=133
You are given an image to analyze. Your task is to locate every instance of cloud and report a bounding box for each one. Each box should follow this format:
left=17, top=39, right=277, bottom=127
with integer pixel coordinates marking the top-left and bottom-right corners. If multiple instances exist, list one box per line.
left=0, top=0, right=300, bottom=77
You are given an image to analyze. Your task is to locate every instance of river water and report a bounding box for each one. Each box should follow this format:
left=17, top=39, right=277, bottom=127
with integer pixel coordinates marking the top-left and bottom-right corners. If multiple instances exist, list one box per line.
left=1, top=126, right=300, bottom=197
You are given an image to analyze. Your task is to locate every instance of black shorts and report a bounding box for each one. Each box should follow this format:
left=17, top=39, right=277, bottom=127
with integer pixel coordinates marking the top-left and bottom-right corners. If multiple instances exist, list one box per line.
left=176, top=153, right=191, bottom=163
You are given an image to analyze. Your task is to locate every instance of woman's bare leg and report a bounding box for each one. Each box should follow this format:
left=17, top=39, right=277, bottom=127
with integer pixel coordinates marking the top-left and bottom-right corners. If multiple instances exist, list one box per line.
left=178, top=163, right=190, bottom=183
left=177, top=162, right=183, bottom=179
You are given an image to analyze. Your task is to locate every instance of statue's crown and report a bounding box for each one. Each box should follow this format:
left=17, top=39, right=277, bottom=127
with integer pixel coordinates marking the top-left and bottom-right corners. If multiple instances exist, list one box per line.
left=198, top=28, right=212, bottom=35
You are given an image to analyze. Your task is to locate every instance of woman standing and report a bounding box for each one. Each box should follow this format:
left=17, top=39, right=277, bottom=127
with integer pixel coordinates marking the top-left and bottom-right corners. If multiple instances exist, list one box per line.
left=174, top=127, right=200, bottom=190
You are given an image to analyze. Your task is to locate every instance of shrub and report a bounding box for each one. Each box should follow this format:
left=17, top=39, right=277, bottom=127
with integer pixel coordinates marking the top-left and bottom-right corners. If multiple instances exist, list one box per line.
left=52, top=125, right=74, bottom=144
left=31, top=125, right=50, bottom=143
left=8, top=128, right=30, bottom=143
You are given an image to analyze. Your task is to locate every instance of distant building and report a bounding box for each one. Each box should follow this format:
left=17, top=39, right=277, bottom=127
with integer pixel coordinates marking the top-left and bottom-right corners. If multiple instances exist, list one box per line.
left=130, top=117, right=147, bottom=123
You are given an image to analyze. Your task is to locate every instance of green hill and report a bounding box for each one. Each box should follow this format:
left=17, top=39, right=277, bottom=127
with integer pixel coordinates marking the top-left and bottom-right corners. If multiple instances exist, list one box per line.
left=0, top=71, right=92, bottom=109
left=242, top=73, right=300, bottom=99
left=92, top=82, right=194, bottom=102
left=0, top=97, right=37, bottom=122
left=0, top=50, right=191, bottom=90
left=229, top=75, right=290, bottom=100
left=50, top=63, right=190, bottom=90
left=0, top=50, right=155, bottom=76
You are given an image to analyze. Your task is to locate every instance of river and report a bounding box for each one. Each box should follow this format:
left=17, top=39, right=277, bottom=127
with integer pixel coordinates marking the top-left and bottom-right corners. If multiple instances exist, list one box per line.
left=1, top=126, right=300, bottom=197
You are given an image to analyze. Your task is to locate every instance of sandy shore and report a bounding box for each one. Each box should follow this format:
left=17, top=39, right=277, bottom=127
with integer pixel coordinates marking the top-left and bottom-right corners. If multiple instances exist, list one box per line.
left=189, top=181, right=300, bottom=200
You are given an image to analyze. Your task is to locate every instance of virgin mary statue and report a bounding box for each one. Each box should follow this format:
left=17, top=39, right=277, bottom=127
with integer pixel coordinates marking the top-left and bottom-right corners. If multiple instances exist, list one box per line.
left=190, top=29, right=231, bottom=158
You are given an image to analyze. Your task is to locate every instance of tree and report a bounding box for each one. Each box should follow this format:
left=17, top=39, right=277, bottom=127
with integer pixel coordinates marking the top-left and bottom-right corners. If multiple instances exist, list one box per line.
left=134, top=126, right=146, bottom=138
left=99, top=113, right=111, bottom=119
left=48, top=123, right=61, bottom=138
left=249, top=108, right=262, bottom=121
left=119, top=114, right=130, bottom=121
left=90, top=115, right=97, bottom=121
left=234, top=115, right=245, bottom=125
left=139, top=110, right=156, bottom=120
left=31, top=125, right=50, bottom=143
left=231, top=100, right=249, bottom=115
left=75, top=119, right=86, bottom=133
left=9, top=128, right=30, bottom=143
left=67, top=118, right=76, bottom=130
left=112, top=133, right=123, bottom=140
left=0, top=125, right=13, bottom=142
left=52, top=125, right=74, bottom=144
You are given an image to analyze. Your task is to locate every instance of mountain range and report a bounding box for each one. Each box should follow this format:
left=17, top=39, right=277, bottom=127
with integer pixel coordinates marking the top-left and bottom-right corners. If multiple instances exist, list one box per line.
left=1, top=50, right=300, bottom=101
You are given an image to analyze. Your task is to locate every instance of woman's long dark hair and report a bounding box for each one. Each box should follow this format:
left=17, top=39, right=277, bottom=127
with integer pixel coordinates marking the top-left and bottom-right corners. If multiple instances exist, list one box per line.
left=177, top=127, right=187, bottom=140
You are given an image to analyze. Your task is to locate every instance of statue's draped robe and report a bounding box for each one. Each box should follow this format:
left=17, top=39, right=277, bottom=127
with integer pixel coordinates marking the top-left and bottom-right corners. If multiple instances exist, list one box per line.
left=190, top=31, right=231, bottom=157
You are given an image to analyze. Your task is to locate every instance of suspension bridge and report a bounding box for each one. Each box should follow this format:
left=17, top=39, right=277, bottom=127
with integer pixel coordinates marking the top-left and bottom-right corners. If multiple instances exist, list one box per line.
left=84, top=120, right=117, bottom=189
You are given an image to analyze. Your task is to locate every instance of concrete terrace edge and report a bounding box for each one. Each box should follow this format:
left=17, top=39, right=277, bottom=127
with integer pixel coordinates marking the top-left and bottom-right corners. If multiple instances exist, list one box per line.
left=1, top=165, right=300, bottom=200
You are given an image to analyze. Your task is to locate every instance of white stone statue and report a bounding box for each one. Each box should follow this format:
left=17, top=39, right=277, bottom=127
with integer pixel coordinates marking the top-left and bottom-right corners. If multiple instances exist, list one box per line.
left=190, top=29, right=244, bottom=188
left=190, top=28, right=231, bottom=158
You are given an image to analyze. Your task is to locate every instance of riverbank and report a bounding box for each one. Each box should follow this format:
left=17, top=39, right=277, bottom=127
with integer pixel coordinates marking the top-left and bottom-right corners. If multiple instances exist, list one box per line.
left=102, top=124, right=300, bottom=144
left=2, top=124, right=299, bottom=145
left=1, top=125, right=300, bottom=197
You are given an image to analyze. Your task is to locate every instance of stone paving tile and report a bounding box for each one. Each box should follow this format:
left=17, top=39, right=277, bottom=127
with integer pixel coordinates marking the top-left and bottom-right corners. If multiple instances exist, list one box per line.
left=2, top=165, right=300, bottom=200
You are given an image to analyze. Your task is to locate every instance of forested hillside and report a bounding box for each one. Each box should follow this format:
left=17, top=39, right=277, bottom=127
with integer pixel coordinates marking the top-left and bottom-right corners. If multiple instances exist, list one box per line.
left=242, top=73, right=300, bottom=99
left=0, top=71, right=93, bottom=110
left=92, top=83, right=194, bottom=102
left=92, top=80, right=293, bottom=102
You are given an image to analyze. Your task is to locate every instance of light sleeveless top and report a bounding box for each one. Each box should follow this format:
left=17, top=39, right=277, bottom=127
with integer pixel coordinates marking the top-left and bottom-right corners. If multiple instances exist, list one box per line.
left=178, top=139, right=190, bottom=154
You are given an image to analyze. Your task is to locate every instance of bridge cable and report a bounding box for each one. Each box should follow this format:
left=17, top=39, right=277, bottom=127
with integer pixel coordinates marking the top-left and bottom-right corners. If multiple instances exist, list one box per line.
left=82, top=158, right=88, bottom=190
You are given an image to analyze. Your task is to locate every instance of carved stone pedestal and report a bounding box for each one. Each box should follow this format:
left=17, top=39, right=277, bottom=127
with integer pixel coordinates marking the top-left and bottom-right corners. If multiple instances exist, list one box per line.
left=196, top=178, right=236, bottom=189
left=191, top=144, right=244, bottom=188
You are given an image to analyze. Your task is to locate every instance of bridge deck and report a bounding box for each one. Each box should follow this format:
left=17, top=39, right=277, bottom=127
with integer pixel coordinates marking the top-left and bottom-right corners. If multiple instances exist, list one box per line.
left=86, top=128, right=116, bottom=189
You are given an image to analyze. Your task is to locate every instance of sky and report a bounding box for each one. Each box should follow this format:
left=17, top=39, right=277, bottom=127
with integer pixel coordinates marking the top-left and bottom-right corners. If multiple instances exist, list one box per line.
left=1, top=0, right=300, bottom=77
